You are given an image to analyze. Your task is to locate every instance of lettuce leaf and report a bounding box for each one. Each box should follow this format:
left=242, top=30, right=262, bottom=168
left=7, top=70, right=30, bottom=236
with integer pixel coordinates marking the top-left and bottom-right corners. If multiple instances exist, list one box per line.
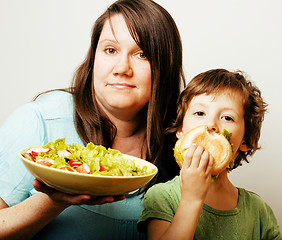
left=33, top=138, right=154, bottom=176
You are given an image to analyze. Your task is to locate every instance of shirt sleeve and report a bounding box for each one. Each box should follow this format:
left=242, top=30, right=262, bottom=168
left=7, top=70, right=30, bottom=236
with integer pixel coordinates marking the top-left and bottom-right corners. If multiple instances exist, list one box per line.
left=260, top=201, right=282, bottom=240
left=137, top=180, right=179, bottom=233
left=0, top=102, right=47, bottom=206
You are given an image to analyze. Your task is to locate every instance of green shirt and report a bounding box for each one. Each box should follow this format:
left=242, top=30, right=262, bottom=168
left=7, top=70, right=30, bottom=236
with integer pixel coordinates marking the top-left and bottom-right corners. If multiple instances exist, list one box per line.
left=138, top=176, right=282, bottom=240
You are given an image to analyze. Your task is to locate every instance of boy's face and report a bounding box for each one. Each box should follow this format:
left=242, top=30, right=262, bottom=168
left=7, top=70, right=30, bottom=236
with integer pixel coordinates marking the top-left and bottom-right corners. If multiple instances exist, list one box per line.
left=177, top=90, right=249, bottom=159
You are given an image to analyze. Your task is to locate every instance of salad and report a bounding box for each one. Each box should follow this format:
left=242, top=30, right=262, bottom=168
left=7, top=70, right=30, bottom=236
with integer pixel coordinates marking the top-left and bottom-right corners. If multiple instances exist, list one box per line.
left=22, top=138, right=154, bottom=176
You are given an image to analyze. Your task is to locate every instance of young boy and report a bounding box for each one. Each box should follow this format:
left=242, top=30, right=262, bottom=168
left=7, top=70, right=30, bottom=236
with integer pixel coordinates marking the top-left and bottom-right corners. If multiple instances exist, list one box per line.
left=137, top=69, right=282, bottom=239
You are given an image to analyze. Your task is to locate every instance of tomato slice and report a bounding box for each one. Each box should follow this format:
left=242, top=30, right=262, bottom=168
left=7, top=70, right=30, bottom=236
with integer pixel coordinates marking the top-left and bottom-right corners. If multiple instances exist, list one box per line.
left=69, top=159, right=82, bottom=167
left=37, top=159, right=52, bottom=167
left=75, top=165, right=88, bottom=174
left=60, top=167, right=76, bottom=172
left=99, top=163, right=108, bottom=172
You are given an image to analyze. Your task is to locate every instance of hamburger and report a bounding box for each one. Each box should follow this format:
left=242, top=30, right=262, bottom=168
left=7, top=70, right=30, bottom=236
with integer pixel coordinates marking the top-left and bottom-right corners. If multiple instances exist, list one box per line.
left=174, top=125, right=233, bottom=176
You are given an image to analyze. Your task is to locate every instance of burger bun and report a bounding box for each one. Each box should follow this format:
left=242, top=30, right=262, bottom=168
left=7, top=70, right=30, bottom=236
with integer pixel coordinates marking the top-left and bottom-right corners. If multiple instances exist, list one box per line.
left=175, top=125, right=232, bottom=175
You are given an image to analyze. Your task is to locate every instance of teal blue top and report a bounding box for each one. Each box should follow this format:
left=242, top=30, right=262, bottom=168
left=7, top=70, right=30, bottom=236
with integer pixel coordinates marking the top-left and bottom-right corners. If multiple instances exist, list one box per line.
left=0, top=91, right=146, bottom=239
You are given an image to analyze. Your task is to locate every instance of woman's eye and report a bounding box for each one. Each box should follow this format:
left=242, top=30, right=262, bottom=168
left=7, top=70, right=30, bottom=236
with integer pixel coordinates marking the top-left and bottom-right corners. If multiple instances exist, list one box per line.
left=137, top=52, right=147, bottom=59
left=222, top=115, right=234, bottom=121
left=105, top=48, right=116, bottom=55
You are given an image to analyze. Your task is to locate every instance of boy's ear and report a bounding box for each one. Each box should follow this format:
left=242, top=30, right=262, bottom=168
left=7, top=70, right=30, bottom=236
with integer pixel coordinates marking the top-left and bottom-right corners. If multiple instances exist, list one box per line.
left=176, top=126, right=184, bottom=139
left=239, top=140, right=250, bottom=152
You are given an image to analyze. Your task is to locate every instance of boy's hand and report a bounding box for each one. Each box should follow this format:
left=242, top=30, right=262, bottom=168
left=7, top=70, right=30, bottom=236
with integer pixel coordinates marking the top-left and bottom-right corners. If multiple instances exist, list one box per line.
left=179, top=144, right=214, bottom=203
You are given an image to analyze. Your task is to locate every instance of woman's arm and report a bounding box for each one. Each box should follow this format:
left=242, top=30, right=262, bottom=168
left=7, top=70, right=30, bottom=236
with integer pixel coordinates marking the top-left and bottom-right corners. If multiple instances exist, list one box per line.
left=0, top=193, right=68, bottom=240
left=0, top=180, right=124, bottom=240
left=147, top=145, right=214, bottom=240
left=0, top=197, right=9, bottom=208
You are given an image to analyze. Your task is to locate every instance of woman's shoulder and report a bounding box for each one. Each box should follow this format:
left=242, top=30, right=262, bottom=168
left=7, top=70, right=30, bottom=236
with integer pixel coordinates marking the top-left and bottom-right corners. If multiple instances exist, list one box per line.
left=35, top=89, right=72, bottom=101
left=1, top=90, right=74, bottom=130
left=33, top=90, right=74, bottom=119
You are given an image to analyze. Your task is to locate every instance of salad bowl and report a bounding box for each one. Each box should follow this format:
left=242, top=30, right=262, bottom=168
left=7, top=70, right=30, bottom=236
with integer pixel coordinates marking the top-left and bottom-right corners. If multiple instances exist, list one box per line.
left=19, top=148, right=158, bottom=196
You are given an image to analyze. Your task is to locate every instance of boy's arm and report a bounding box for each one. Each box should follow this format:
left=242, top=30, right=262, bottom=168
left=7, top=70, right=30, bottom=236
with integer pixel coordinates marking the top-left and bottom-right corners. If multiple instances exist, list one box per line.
left=147, top=145, right=214, bottom=240
left=148, top=198, right=203, bottom=240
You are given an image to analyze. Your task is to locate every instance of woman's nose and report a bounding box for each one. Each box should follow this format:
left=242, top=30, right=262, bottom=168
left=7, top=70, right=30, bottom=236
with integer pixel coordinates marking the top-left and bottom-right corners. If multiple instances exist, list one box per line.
left=113, top=54, right=133, bottom=77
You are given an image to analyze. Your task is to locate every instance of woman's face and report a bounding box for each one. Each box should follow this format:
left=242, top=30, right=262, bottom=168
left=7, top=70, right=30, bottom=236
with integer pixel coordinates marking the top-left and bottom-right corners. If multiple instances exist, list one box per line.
left=93, top=14, right=151, bottom=121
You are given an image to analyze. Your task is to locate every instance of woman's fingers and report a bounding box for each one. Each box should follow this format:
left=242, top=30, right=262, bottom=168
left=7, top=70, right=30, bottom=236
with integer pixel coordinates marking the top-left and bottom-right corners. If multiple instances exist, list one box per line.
left=32, top=179, right=125, bottom=206
left=85, top=195, right=125, bottom=205
left=33, top=179, right=91, bottom=205
left=33, top=179, right=53, bottom=193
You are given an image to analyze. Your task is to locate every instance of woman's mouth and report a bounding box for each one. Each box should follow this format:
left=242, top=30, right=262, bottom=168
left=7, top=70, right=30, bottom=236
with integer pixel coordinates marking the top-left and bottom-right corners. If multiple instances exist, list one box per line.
left=106, top=83, right=135, bottom=89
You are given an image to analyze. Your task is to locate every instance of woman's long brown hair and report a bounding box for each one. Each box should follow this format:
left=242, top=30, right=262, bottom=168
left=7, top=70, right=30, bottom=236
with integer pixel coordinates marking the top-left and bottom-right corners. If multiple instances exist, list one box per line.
left=66, top=0, right=185, bottom=190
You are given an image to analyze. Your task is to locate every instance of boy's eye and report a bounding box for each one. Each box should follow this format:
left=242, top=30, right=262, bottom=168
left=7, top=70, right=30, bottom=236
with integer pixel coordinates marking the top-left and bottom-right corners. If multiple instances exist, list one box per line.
left=222, top=115, right=234, bottom=121
left=194, top=111, right=205, bottom=116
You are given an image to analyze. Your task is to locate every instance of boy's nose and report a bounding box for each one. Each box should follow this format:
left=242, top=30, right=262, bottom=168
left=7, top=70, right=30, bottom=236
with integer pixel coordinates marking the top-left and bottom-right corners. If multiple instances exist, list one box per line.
left=207, top=123, right=219, bottom=133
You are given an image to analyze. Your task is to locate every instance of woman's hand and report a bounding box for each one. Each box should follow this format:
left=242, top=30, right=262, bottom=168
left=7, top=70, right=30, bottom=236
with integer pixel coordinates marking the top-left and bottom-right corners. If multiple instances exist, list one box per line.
left=179, top=144, right=214, bottom=203
left=32, top=179, right=125, bottom=207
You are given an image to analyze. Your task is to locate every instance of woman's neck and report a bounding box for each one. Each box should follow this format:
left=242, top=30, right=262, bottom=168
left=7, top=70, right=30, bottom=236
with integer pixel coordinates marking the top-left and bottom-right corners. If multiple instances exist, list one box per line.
left=108, top=112, right=147, bottom=159
left=204, top=171, right=238, bottom=210
left=112, top=130, right=146, bottom=159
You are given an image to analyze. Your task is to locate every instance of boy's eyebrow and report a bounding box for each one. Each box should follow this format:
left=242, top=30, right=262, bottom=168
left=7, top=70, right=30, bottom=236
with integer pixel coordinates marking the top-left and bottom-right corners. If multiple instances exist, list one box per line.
left=189, top=103, right=241, bottom=114
left=188, top=103, right=206, bottom=108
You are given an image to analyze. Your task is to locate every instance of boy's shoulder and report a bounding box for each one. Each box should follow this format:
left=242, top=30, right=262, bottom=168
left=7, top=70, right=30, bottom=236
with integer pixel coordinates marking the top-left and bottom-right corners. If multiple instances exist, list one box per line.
left=239, top=188, right=264, bottom=202
left=238, top=188, right=273, bottom=211
left=145, top=176, right=181, bottom=202
left=148, top=176, right=180, bottom=192
left=238, top=188, right=281, bottom=239
left=138, top=177, right=181, bottom=232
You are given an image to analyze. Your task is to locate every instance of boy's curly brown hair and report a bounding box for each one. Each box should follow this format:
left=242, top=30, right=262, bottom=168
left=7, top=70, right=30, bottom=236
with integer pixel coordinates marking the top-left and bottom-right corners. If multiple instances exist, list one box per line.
left=167, top=68, right=268, bottom=170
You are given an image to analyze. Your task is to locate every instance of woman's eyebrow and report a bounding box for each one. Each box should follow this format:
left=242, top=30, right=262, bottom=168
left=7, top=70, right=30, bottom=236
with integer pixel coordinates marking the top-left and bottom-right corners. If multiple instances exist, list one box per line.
left=98, top=39, right=118, bottom=44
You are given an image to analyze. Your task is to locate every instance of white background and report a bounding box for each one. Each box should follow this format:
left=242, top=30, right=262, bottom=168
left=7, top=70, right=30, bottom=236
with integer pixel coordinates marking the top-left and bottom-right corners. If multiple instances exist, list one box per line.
left=1, top=0, right=281, bottom=228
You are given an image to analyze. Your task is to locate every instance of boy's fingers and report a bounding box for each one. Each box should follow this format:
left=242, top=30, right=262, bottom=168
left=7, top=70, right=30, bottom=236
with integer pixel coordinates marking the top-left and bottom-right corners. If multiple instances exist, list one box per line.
left=198, top=149, right=210, bottom=170
left=182, top=144, right=197, bottom=168
left=206, top=155, right=214, bottom=174
left=190, top=145, right=205, bottom=168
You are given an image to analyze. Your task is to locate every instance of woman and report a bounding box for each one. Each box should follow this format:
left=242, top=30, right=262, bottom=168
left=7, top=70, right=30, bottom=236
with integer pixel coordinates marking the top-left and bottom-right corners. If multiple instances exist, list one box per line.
left=0, top=0, right=185, bottom=239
